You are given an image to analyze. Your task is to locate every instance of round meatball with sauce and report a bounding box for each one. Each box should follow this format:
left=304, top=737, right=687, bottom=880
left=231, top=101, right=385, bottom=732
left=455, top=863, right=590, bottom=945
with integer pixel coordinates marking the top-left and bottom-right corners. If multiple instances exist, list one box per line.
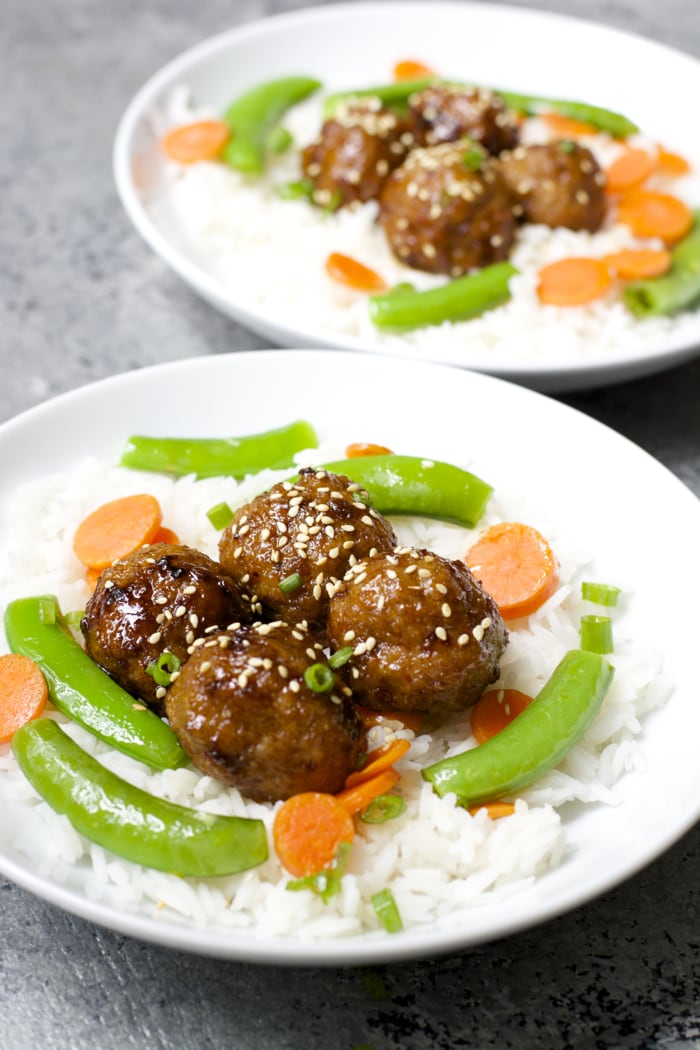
left=408, top=83, right=520, bottom=155
left=301, top=96, right=414, bottom=209
left=218, top=467, right=397, bottom=631
left=497, top=140, right=607, bottom=230
left=378, top=140, right=517, bottom=275
left=165, top=620, right=366, bottom=803
left=81, top=543, right=250, bottom=714
left=326, top=546, right=508, bottom=716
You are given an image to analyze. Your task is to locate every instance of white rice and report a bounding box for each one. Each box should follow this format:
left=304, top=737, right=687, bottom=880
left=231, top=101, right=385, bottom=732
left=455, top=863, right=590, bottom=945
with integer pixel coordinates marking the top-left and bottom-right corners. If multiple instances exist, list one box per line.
left=145, top=85, right=700, bottom=367
left=0, top=445, right=670, bottom=938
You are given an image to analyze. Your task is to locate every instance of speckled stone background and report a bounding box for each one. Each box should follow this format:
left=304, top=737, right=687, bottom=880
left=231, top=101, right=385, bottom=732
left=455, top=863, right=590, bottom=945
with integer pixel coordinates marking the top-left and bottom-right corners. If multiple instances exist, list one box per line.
left=2, top=1, right=699, bottom=1047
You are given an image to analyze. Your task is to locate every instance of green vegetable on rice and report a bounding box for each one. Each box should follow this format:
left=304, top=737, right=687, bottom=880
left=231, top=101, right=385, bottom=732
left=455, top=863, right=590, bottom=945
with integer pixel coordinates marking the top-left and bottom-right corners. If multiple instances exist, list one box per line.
left=624, top=211, right=700, bottom=318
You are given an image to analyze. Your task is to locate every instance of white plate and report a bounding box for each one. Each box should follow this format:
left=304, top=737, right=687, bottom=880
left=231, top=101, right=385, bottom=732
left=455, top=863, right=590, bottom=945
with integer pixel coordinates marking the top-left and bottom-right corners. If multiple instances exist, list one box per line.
left=113, top=2, right=700, bottom=393
left=0, top=349, right=698, bottom=964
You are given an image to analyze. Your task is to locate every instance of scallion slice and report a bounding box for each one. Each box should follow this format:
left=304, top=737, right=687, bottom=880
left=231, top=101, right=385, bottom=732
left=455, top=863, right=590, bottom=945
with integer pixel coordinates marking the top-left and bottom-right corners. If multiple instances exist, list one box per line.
left=371, top=887, right=403, bottom=933
left=304, top=663, right=335, bottom=693
left=328, top=646, right=354, bottom=670
left=146, top=651, right=182, bottom=687
left=286, top=841, right=351, bottom=904
left=206, top=501, right=234, bottom=530
left=580, top=615, right=614, bottom=654
left=64, top=610, right=85, bottom=630
left=581, top=581, right=621, bottom=607
left=360, top=794, right=406, bottom=825
left=279, top=572, right=302, bottom=595
left=38, top=597, right=57, bottom=625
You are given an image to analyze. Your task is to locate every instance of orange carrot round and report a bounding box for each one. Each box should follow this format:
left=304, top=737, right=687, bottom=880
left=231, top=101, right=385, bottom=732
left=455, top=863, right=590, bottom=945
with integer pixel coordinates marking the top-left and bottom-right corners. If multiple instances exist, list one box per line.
left=604, top=148, right=655, bottom=194
left=150, top=525, right=181, bottom=545
left=0, top=654, right=49, bottom=744
left=616, top=190, right=693, bottom=243
left=162, top=120, right=230, bottom=164
left=539, top=112, right=597, bottom=138
left=470, top=688, right=534, bottom=744
left=354, top=703, right=425, bottom=736
left=656, top=146, right=691, bottom=178
left=465, top=521, right=559, bottom=620
left=344, top=737, right=411, bottom=789
left=602, top=248, right=672, bottom=280
left=325, top=252, right=388, bottom=292
left=468, top=802, right=516, bottom=820
left=335, top=767, right=401, bottom=815
left=345, top=442, right=394, bottom=458
left=273, top=792, right=355, bottom=877
left=392, top=59, right=435, bottom=81
left=537, top=256, right=613, bottom=306
left=73, top=494, right=163, bottom=570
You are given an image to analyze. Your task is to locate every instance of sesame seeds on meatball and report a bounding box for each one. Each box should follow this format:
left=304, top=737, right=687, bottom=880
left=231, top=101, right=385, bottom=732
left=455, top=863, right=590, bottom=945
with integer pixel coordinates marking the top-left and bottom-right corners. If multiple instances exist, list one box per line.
left=409, top=84, right=520, bottom=155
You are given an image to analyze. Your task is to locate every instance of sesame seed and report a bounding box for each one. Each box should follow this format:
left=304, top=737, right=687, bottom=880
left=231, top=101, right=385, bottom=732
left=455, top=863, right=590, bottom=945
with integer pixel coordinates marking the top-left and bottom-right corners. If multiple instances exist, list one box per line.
left=441, top=603, right=452, bottom=618
left=155, top=686, right=167, bottom=700
left=175, top=605, right=186, bottom=618
left=344, top=630, right=356, bottom=642
left=154, top=595, right=167, bottom=605
left=148, top=631, right=162, bottom=644
left=289, top=680, right=300, bottom=693
left=200, top=661, right=212, bottom=672
left=435, top=626, right=448, bottom=641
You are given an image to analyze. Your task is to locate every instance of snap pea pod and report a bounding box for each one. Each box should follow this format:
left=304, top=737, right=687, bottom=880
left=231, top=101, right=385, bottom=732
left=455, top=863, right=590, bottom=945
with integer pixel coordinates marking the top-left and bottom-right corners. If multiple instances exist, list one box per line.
left=223, top=75, right=322, bottom=174
left=12, top=719, right=268, bottom=877
left=422, top=650, right=614, bottom=806
left=119, top=419, right=318, bottom=479
left=319, top=454, right=493, bottom=528
left=4, top=596, right=186, bottom=771
left=324, top=78, right=637, bottom=137
left=369, top=263, right=517, bottom=331
left=624, top=212, right=700, bottom=318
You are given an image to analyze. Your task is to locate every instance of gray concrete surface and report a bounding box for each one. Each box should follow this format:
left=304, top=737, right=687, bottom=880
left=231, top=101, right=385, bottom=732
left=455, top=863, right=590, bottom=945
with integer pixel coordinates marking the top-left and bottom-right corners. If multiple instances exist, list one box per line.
left=1, top=1, right=699, bottom=1047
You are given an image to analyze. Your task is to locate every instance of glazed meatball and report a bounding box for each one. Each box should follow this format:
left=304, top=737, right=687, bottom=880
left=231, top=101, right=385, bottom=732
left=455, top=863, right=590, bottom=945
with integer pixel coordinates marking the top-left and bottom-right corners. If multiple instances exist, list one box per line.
left=81, top=543, right=249, bottom=714
left=326, top=547, right=508, bottom=716
left=378, top=140, right=517, bottom=275
left=497, top=141, right=606, bottom=231
left=218, top=467, right=397, bottom=631
left=301, top=96, right=414, bottom=208
left=165, top=621, right=366, bottom=803
left=409, top=84, right=520, bottom=155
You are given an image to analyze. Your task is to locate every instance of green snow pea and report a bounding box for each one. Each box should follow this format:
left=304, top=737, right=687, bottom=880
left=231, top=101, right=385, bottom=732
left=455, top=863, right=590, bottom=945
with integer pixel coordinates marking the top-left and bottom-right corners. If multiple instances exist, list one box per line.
left=4, top=596, right=186, bottom=771
left=223, top=75, right=322, bottom=174
left=119, top=419, right=318, bottom=479
left=624, top=211, right=700, bottom=318
left=422, top=650, right=614, bottom=806
left=318, top=454, right=493, bottom=528
left=12, top=719, right=268, bottom=877
left=369, top=263, right=518, bottom=331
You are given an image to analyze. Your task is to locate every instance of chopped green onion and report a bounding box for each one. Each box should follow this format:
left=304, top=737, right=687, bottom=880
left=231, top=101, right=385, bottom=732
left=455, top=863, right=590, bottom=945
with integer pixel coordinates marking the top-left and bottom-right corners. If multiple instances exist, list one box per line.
left=146, top=651, right=182, bottom=687
left=558, top=139, right=577, bottom=153
left=328, top=646, right=354, bottom=670
left=279, top=572, right=303, bottom=595
left=266, top=125, right=293, bottom=154
left=463, top=146, right=484, bottom=171
left=286, top=841, right=351, bottom=904
left=360, top=794, right=406, bottom=825
left=304, top=662, right=335, bottom=693
left=581, top=581, right=621, bottom=607
left=580, top=615, right=614, bottom=654
left=64, top=610, right=85, bottom=629
left=371, top=887, right=403, bottom=933
left=38, top=597, right=57, bottom=625
left=207, top=501, right=234, bottom=530
left=276, top=178, right=314, bottom=201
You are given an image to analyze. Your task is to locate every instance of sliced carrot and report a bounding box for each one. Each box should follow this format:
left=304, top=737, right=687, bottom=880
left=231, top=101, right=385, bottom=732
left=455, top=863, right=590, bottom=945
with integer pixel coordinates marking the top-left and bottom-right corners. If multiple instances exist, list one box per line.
left=336, top=767, right=401, bottom=815
left=539, top=112, right=598, bottom=138
left=465, top=521, right=559, bottom=620
left=0, top=654, right=49, bottom=744
left=605, top=148, right=655, bottom=194
left=150, top=525, right=181, bottom=545
left=468, top=802, right=516, bottom=820
left=73, top=494, right=163, bottom=570
left=616, top=190, right=693, bottom=243
left=162, top=120, right=230, bottom=164
left=537, top=256, right=613, bottom=306
left=273, top=792, right=355, bottom=878
left=85, top=566, right=102, bottom=591
left=602, top=248, right=672, bottom=280
left=393, top=59, right=436, bottom=81
left=325, top=252, right=388, bottom=292
left=470, top=688, right=534, bottom=744
left=345, top=442, right=394, bottom=458
left=344, top=737, right=411, bottom=789
left=354, top=703, right=425, bottom=736
left=656, top=146, right=691, bottom=178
